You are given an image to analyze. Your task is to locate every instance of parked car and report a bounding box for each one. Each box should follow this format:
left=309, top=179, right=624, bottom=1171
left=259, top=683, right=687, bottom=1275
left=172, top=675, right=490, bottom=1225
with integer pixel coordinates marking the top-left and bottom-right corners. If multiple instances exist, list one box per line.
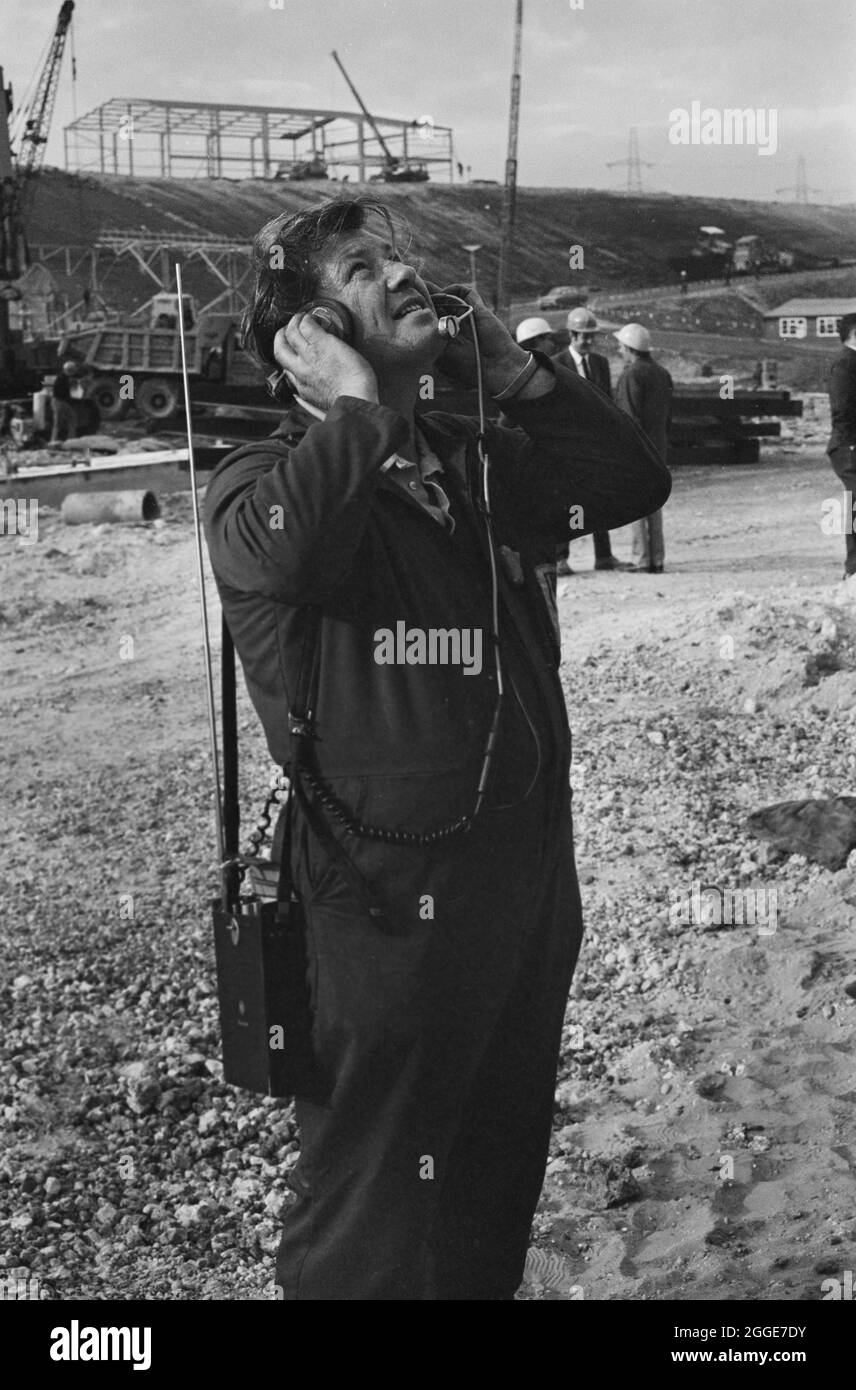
left=537, top=285, right=588, bottom=310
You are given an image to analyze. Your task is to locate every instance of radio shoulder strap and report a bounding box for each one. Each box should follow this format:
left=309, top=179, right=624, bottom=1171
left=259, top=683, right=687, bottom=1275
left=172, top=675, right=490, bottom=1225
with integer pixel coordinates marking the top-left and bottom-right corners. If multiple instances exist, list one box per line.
left=221, top=613, right=241, bottom=909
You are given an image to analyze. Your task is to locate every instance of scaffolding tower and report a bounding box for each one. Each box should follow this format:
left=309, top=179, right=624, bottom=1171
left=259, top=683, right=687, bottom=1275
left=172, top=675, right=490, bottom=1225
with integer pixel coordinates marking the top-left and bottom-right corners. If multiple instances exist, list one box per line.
left=28, top=231, right=255, bottom=331
left=63, top=97, right=455, bottom=182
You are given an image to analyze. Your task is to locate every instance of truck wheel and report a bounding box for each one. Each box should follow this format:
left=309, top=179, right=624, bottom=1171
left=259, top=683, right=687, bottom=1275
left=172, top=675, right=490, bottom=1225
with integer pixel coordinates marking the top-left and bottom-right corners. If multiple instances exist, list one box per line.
left=91, top=376, right=130, bottom=420
left=137, top=377, right=180, bottom=423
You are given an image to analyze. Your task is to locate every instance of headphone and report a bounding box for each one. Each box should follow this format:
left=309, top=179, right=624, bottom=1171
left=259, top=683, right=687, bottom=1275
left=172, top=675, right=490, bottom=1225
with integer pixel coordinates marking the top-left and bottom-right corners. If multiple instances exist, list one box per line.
left=265, top=291, right=475, bottom=401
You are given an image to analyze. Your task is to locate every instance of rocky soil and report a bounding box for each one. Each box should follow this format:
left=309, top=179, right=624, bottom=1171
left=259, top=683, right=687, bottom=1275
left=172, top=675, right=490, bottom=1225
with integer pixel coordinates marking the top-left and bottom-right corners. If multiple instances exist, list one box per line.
left=1, top=445, right=855, bottom=1301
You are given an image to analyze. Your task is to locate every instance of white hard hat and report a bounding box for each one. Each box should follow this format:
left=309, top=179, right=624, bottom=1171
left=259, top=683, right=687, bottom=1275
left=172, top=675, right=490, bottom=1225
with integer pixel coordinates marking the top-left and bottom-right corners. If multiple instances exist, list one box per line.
left=515, top=317, right=553, bottom=344
left=614, top=323, right=651, bottom=351
left=566, top=307, right=599, bottom=332
left=62, top=359, right=79, bottom=374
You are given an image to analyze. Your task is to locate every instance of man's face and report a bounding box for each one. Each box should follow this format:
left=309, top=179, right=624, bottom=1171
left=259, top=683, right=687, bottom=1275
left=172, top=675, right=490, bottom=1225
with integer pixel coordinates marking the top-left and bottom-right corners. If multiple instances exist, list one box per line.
left=315, top=227, right=442, bottom=372
left=570, top=331, right=596, bottom=355
left=618, top=342, right=634, bottom=363
left=523, top=332, right=554, bottom=354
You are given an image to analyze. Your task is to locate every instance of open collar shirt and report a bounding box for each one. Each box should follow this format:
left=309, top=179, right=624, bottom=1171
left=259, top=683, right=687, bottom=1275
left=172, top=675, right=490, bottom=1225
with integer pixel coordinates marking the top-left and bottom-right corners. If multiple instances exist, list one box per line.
left=295, top=394, right=455, bottom=533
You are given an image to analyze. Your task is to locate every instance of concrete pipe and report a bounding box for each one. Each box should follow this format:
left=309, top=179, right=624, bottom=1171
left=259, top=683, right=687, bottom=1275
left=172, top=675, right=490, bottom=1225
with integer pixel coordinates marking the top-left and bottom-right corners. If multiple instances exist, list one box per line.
left=61, top=490, right=161, bottom=525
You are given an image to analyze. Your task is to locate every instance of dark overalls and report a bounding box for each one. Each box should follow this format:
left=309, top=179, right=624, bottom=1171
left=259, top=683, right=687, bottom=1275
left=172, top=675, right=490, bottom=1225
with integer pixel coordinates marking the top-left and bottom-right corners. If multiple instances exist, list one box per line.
left=204, top=364, right=671, bottom=1300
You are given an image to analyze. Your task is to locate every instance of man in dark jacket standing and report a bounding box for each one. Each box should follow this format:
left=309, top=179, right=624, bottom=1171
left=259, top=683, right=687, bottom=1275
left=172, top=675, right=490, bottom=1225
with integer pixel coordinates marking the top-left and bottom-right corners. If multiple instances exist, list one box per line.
left=50, top=360, right=78, bottom=444
left=826, top=312, right=856, bottom=578
left=553, top=308, right=630, bottom=573
left=204, top=196, right=671, bottom=1301
left=613, top=323, right=673, bottom=574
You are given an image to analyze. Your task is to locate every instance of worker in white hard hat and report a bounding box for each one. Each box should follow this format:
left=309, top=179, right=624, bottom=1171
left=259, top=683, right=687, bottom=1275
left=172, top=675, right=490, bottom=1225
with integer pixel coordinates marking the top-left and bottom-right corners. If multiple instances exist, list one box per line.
left=613, top=324, right=674, bottom=573
left=553, top=308, right=633, bottom=574
left=514, top=317, right=555, bottom=354
left=50, top=359, right=79, bottom=445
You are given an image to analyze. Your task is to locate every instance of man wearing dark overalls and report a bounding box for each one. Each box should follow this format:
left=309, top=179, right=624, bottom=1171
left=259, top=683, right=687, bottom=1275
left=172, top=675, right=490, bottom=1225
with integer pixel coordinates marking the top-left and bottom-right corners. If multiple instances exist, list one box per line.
left=204, top=195, right=671, bottom=1300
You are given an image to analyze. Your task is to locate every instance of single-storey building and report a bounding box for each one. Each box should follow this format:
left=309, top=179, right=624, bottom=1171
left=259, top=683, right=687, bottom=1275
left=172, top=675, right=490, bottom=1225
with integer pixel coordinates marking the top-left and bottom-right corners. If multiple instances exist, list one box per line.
left=763, top=297, right=856, bottom=343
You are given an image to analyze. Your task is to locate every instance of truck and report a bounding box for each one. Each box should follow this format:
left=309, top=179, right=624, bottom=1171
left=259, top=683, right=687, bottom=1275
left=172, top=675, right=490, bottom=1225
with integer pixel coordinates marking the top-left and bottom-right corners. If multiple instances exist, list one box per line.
left=58, top=292, right=264, bottom=423
left=275, top=156, right=329, bottom=181
left=669, top=225, right=832, bottom=282
left=667, top=225, right=733, bottom=280
left=732, top=234, right=798, bottom=275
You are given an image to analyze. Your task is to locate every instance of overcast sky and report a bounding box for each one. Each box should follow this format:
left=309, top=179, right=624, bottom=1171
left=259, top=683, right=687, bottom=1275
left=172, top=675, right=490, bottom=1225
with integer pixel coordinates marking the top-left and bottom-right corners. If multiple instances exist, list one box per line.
left=3, top=0, right=855, bottom=201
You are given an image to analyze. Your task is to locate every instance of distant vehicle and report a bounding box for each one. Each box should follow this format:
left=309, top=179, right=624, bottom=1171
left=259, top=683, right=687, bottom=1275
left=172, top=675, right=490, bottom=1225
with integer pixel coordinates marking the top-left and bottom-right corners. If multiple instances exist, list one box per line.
left=732, top=234, right=798, bottom=275
left=667, top=224, right=733, bottom=280
left=59, top=293, right=259, bottom=424
left=537, top=286, right=588, bottom=310
left=275, top=157, right=329, bottom=181
left=732, top=235, right=766, bottom=275
left=668, top=224, right=838, bottom=281
left=368, top=160, right=429, bottom=184
left=470, top=179, right=500, bottom=186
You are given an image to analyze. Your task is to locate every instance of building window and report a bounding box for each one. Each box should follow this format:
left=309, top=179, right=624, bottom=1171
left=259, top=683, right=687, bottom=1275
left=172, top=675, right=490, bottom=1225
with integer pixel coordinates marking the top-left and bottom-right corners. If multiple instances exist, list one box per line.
left=816, top=316, right=842, bottom=337
left=779, top=317, right=807, bottom=338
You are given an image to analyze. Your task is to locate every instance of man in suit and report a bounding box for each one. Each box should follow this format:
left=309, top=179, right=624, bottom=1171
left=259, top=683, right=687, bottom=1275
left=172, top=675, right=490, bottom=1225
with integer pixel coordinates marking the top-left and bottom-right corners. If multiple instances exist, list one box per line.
left=553, top=308, right=632, bottom=574
left=827, top=312, right=856, bottom=579
left=613, top=323, right=673, bottom=574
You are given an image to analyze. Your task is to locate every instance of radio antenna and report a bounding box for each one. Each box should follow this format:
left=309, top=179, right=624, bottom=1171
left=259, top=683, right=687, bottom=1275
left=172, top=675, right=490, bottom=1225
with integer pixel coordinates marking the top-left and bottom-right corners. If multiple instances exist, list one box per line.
left=176, top=263, right=228, bottom=904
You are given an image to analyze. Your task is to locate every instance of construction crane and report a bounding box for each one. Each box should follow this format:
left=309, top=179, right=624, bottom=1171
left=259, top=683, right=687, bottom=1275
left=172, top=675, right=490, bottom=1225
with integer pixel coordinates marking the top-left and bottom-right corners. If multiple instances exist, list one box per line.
left=2, top=0, right=75, bottom=278
left=330, top=50, right=428, bottom=183
left=0, top=68, right=25, bottom=284
left=494, top=0, right=523, bottom=323
left=16, top=1, right=75, bottom=179
left=1, top=1, right=75, bottom=386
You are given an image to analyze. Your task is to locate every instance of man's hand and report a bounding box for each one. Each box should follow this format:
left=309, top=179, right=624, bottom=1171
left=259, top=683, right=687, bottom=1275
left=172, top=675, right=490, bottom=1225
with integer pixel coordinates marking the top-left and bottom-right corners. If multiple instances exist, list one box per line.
left=430, top=285, right=553, bottom=400
left=273, top=313, right=378, bottom=412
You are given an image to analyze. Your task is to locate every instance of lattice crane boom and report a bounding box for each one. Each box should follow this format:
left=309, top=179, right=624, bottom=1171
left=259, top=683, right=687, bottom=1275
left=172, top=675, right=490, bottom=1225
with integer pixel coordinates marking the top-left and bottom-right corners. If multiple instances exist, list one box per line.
left=17, top=0, right=75, bottom=178
left=330, top=49, right=396, bottom=170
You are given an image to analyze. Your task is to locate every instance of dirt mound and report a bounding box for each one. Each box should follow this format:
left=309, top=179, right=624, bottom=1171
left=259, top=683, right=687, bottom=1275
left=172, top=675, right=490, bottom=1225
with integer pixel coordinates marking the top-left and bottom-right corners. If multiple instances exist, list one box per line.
left=28, top=169, right=856, bottom=302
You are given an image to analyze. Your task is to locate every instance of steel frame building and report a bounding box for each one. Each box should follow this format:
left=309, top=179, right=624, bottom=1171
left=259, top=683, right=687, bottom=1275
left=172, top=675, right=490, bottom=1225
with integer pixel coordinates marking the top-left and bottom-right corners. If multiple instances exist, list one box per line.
left=63, top=97, right=455, bottom=182
left=29, top=232, right=254, bottom=331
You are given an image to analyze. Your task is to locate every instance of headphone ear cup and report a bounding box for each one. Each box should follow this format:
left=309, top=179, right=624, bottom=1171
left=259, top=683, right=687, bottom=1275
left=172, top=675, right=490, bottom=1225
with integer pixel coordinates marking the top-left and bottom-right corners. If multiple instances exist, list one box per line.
left=303, top=298, right=355, bottom=345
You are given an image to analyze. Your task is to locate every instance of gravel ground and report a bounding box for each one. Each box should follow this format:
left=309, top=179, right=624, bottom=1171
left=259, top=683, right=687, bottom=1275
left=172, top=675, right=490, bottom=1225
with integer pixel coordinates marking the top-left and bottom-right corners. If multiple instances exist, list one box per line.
left=2, top=446, right=856, bottom=1301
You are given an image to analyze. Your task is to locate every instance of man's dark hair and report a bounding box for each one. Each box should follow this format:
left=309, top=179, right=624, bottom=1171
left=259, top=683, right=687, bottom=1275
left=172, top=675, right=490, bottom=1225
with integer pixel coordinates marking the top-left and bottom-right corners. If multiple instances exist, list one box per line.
left=838, top=313, right=856, bottom=344
left=242, top=195, right=398, bottom=368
